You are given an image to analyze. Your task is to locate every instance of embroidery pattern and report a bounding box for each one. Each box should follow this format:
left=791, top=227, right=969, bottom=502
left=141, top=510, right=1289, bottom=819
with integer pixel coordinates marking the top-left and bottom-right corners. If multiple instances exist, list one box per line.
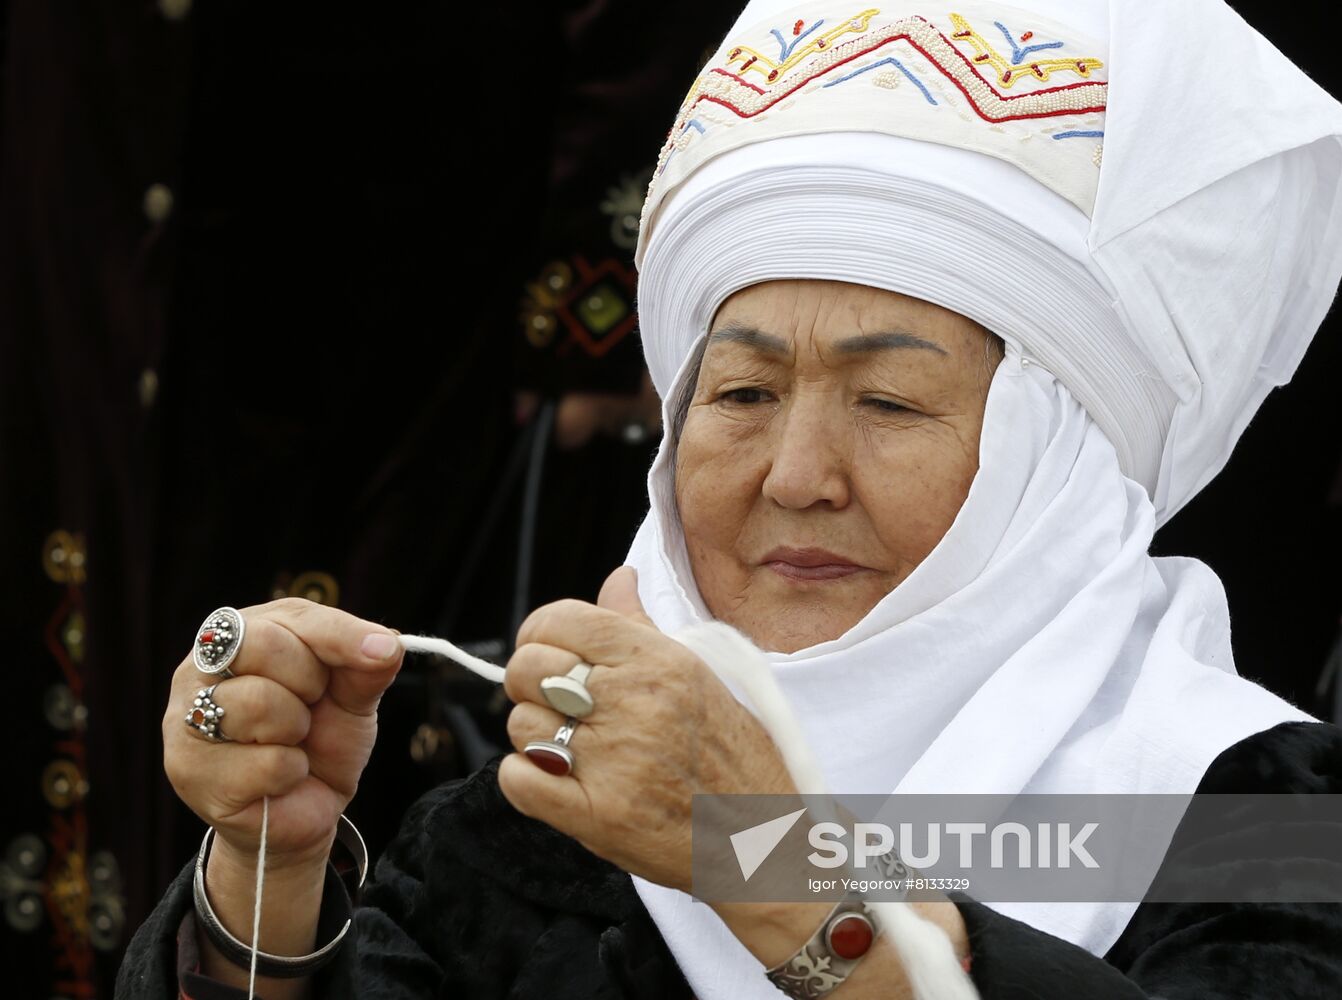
left=654, top=8, right=1107, bottom=181
left=953, top=13, right=1102, bottom=87
left=270, top=569, right=341, bottom=605
left=598, top=168, right=653, bottom=251
left=519, top=254, right=638, bottom=359
left=727, top=11, right=880, bottom=82
left=823, top=56, right=938, bottom=104
left=12, top=530, right=128, bottom=997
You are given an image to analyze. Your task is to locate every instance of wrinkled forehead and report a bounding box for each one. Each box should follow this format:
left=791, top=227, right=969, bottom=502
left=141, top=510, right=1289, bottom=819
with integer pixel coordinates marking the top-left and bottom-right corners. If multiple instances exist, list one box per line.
left=702, top=279, right=992, bottom=362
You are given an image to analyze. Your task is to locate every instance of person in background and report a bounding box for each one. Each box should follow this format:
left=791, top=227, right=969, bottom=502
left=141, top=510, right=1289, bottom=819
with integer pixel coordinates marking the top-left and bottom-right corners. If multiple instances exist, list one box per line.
left=0, top=1, right=731, bottom=996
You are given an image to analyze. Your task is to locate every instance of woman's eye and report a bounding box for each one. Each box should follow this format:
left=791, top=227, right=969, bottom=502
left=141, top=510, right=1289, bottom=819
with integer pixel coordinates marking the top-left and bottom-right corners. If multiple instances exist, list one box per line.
left=864, top=397, right=911, bottom=414
left=721, top=387, right=770, bottom=404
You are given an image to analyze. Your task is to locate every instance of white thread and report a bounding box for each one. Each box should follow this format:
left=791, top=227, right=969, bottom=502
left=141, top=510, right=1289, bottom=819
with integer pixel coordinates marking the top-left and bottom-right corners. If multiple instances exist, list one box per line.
left=249, top=795, right=269, bottom=1000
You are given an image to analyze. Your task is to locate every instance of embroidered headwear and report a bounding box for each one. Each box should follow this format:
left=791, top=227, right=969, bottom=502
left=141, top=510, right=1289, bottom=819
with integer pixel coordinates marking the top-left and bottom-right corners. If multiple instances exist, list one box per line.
left=634, top=0, right=1342, bottom=523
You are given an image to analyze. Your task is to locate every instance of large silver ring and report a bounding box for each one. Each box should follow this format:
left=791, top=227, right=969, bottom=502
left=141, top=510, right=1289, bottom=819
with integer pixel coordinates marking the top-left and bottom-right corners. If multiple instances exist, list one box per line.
left=539, top=661, right=596, bottom=719
left=524, top=716, right=580, bottom=777
left=185, top=684, right=230, bottom=742
left=193, top=607, right=245, bottom=679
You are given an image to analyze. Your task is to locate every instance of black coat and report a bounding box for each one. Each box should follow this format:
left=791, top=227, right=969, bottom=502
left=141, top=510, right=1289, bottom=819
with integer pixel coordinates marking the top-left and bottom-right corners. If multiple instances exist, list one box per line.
left=115, top=719, right=1342, bottom=999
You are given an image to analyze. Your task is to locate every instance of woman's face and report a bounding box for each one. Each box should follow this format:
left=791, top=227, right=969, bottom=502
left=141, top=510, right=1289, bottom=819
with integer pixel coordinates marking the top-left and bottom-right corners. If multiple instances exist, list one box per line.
left=674, top=279, right=1001, bottom=653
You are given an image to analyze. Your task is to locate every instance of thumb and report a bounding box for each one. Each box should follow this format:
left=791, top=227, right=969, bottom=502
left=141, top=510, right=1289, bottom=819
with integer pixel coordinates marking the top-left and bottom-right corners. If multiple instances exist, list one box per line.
left=596, top=565, right=655, bottom=627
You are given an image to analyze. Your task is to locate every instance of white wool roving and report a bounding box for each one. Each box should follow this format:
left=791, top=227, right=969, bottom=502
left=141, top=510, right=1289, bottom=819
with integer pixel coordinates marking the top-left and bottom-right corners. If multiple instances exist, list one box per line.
left=671, top=621, right=979, bottom=1000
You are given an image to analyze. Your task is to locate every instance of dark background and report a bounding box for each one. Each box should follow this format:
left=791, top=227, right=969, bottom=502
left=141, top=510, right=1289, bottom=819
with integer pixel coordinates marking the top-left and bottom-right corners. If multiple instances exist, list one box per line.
left=0, top=2, right=1336, bottom=997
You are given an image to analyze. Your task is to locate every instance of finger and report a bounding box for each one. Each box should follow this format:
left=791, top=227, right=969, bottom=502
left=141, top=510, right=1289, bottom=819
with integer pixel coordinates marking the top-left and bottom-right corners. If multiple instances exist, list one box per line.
left=514, top=598, right=660, bottom=670
left=503, top=642, right=605, bottom=708
left=505, top=699, right=569, bottom=756
left=186, top=676, right=311, bottom=746
left=595, top=566, right=655, bottom=626
left=261, top=600, right=405, bottom=715
left=497, top=750, right=591, bottom=842
left=190, top=744, right=310, bottom=822
left=301, top=696, right=380, bottom=800
left=222, top=613, right=328, bottom=704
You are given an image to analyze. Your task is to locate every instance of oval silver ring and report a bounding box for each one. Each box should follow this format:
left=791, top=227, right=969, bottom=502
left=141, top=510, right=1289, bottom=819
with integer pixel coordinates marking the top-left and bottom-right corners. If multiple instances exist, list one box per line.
left=193, top=607, right=245, bottom=679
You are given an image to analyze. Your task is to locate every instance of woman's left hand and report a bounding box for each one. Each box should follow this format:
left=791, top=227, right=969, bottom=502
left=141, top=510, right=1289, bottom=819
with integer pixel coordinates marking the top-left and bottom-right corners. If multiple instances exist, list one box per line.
left=499, top=565, right=796, bottom=893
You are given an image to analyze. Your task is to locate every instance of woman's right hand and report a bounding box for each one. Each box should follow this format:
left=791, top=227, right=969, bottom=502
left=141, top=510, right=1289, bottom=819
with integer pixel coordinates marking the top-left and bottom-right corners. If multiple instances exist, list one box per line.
left=161, top=598, right=405, bottom=991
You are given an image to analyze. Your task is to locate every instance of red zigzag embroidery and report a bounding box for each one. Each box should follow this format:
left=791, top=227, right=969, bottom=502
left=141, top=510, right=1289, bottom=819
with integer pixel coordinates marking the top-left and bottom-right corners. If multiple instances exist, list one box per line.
left=688, top=15, right=1106, bottom=126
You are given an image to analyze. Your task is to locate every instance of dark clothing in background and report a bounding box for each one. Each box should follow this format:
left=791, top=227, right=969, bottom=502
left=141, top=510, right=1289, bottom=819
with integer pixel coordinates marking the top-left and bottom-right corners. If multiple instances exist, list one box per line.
left=0, top=2, right=738, bottom=997
left=114, top=720, right=1342, bottom=999
left=0, top=1, right=503, bottom=995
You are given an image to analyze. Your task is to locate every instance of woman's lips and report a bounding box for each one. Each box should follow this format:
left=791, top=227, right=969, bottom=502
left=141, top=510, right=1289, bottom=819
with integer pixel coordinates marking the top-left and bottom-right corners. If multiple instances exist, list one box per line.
left=760, top=547, right=868, bottom=581
left=765, top=561, right=865, bottom=581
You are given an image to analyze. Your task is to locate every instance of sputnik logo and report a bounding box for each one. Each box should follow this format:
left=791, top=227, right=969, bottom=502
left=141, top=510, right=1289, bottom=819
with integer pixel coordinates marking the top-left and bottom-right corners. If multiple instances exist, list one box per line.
left=729, top=807, right=807, bottom=881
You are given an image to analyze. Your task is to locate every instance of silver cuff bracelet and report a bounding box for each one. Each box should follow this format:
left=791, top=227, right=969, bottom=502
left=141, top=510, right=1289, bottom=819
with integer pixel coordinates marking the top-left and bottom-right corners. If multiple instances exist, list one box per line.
left=192, top=813, right=368, bottom=979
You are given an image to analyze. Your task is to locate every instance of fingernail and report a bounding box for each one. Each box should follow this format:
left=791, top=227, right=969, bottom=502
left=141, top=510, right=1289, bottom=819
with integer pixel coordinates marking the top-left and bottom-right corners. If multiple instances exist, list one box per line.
left=362, top=633, right=399, bottom=660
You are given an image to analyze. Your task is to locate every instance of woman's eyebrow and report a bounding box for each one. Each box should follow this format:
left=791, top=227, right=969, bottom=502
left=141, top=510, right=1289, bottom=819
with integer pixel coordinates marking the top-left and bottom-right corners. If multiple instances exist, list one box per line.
left=708, top=321, right=948, bottom=356
left=834, top=330, right=948, bottom=356
left=707, top=322, right=790, bottom=353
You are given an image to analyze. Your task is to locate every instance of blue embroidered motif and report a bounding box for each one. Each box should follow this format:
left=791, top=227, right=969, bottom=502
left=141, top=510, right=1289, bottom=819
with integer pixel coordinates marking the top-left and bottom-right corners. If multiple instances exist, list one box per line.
left=823, top=57, right=938, bottom=105
left=771, top=19, right=826, bottom=62
left=993, top=21, right=1064, bottom=63
left=1052, top=129, right=1104, bottom=139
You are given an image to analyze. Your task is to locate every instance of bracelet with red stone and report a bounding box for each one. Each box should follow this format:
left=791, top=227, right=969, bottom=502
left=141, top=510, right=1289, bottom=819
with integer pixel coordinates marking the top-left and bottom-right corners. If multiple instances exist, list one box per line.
left=764, top=895, right=881, bottom=998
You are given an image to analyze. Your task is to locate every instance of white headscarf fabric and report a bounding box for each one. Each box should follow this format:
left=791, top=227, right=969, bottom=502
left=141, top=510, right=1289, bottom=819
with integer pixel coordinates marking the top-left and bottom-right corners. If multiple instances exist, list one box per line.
left=619, top=2, right=1342, bottom=998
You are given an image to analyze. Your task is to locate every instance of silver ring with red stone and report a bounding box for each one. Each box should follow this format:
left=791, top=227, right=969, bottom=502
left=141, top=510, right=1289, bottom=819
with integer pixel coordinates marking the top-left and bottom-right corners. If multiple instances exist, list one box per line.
left=193, top=607, right=245, bottom=679
left=524, top=716, right=580, bottom=776
left=184, top=684, right=230, bottom=742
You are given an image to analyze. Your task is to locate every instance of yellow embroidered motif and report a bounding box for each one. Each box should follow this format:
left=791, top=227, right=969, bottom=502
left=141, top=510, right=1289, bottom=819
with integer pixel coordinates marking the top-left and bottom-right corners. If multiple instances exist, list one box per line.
left=949, top=12, right=1102, bottom=87
left=724, top=9, right=881, bottom=84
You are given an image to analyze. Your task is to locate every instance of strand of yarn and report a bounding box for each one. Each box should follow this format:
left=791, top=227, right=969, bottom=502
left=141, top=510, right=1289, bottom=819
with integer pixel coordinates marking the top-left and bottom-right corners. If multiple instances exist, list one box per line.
left=249, top=795, right=269, bottom=1000
left=398, top=627, right=979, bottom=1000
left=398, top=633, right=505, bottom=682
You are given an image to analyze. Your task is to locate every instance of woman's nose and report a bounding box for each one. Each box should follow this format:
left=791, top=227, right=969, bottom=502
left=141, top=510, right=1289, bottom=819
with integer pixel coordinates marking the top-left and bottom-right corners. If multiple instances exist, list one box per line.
left=760, top=397, right=851, bottom=510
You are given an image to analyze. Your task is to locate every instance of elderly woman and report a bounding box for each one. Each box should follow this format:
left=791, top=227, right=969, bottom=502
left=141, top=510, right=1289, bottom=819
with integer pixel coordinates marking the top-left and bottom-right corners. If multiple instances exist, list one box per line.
left=118, top=1, right=1342, bottom=998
